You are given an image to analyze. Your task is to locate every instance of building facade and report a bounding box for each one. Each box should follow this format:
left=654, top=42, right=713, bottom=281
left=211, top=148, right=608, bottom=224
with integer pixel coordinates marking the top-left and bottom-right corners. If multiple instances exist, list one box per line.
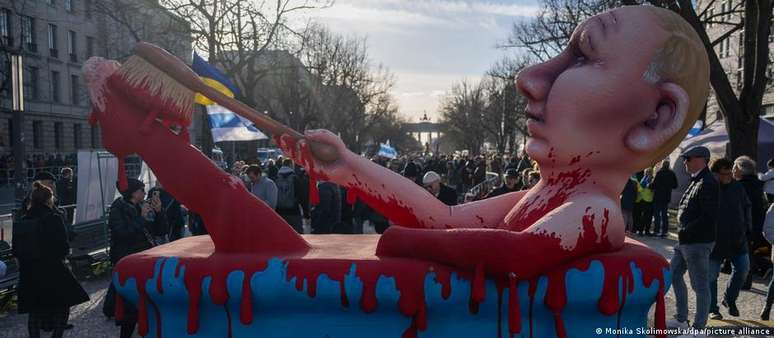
left=0, top=0, right=191, bottom=161
left=700, top=0, right=774, bottom=123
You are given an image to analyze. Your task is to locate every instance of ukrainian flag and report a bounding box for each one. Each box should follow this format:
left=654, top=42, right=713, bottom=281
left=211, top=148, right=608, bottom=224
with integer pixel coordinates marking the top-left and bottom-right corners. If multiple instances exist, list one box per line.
left=191, top=53, right=266, bottom=142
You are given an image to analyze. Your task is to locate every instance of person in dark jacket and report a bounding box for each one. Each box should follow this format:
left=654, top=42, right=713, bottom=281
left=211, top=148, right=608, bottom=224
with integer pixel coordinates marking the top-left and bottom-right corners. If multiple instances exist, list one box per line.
left=422, top=171, right=457, bottom=206
left=274, top=159, right=310, bottom=233
left=103, top=178, right=167, bottom=338
left=311, top=181, right=341, bottom=234
left=147, top=185, right=184, bottom=241
left=56, top=167, right=76, bottom=225
left=486, top=168, right=521, bottom=199
left=651, top=160, right=678, bottom=237
left=13, top=181, right=89, bottom=338
left=620, top=176, right=638, bottom=234
left=335, top=186, right=354, bottom=234
left=707, top=158, right=751, bottom=320
left=669, top=146, right=718, bottom=331
left=732, top=156, right=769, bottom=290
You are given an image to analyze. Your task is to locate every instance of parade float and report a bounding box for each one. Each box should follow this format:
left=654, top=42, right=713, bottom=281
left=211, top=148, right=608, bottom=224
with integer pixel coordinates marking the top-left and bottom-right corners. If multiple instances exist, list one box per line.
left=83, top=5, right=710, bottom=338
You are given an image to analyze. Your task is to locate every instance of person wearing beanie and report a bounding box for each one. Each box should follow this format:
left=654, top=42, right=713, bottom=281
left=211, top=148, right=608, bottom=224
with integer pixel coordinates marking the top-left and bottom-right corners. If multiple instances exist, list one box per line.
left=103, top=178, right=168, bottom=338
left=486, top=168, right=521, bottom=199
left=423, top=171, right=457, bottom=206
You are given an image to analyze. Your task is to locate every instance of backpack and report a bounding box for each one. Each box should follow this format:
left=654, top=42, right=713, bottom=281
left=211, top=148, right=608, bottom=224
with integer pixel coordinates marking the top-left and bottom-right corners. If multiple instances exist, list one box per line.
left=11, top=217, right=43, bottom=261
left=276, top=174, right=297, bottom=210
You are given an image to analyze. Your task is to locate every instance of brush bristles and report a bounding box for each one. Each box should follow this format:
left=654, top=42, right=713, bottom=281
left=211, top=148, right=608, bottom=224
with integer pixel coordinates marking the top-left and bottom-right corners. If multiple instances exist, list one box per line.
left=116, top=55, right=195, bottom=121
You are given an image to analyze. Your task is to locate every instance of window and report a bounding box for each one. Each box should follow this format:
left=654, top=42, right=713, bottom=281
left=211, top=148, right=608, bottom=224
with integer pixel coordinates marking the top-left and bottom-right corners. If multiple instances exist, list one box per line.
left=47, top=0, right=56, bottom=6
left=21, top=15, right=36, bottom=52
left=48, top=24, right=58, bottom=57
left=54, top=122, right=63, bottom=149
left=85, top=0, right=92, bottom=18
left=73, top=123, right=82, bottom=149
left=68, top=30, right=77, bottom=62
left=0, top=9, right=11, bottom=46
left=32, top=121, right=42, bottom=149
left=70, top=75, right=80, bottom=105
left=51, top=71, right=61, bottom=103
left=65, top=0, right=73, bottom=12
left=90, top=125, right=98, bottom=148
left=86, top=36, right=94, bottom=56
left=24, top=67, right=39, bottom=101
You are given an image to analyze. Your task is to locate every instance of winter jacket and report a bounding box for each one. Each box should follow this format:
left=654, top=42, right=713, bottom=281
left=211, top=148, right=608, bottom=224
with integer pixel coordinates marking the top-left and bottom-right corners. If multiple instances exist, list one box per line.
left=651, top=168, right=678, bottom=205
left=250, top=176, right=278, bottom=209
left=107, top=197, right=167, bottom=265
left=148, top=187, right=184, bottom=241
left=763, top=204, right=774, bottom=245
left=274, top=166, right=309, bottom=217
left=710, top=181, right=751, bottom=259
left=620, top=177, right=638, bottom=211
left=311, top=182, right=341, bottom=234
left=13, top=205, right=89, bottom=313
left=738, top=175, right=767, bottom=234
left=437, top=184, right=458, bottom=206
left=486, top=184, right=519, bottom=199
left=676, top=167, right=719, bottom=244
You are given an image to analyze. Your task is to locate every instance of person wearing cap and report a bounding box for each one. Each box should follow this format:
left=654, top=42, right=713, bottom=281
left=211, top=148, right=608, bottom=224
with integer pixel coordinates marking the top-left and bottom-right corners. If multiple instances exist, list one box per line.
left=486, top=168, right=521, bottom=199
left=668, top=145, right=718, bottom=331
left=422, top=171, right=457, bottom=206
left=103, top=178, right=167, bottom=338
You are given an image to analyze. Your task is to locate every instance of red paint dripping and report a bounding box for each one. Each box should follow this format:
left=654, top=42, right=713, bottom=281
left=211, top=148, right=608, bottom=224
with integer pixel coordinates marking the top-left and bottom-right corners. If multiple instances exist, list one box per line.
left=508, top=274, right=521, bottom=335
left=240, top=273, right=253, bottom=325
left=115, top=293, right=125, bottom=321
left=156, top=258, right=167, bottom=294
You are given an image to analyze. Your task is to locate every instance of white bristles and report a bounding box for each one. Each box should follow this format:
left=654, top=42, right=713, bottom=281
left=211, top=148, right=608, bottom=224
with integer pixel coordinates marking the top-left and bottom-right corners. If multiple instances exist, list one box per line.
left=115, top=55, right=195, bottom=121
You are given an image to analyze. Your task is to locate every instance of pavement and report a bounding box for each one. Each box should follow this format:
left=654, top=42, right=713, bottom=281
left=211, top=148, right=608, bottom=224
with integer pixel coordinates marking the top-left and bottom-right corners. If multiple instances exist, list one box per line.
left=0, top=233, right=772, bottom=337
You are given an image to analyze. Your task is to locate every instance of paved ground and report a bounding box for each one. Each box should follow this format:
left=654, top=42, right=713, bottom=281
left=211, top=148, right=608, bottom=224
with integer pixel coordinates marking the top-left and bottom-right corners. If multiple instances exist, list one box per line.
left=0, top=233, right=772, bottom=337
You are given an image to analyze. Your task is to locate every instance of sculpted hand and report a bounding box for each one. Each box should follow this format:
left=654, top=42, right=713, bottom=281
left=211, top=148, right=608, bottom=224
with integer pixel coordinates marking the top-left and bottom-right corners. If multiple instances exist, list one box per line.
left=275, top=129, right=353, bottom=183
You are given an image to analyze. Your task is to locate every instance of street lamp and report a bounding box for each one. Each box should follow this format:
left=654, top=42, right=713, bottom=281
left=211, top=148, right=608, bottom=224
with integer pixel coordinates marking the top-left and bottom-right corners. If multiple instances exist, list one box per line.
left=10, top=53, right=26, bottom=201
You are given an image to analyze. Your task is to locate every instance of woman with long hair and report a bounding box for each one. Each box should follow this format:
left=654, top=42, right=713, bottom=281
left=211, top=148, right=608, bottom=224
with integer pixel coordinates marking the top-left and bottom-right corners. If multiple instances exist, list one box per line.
left=13, top=181, right=89, bottom=338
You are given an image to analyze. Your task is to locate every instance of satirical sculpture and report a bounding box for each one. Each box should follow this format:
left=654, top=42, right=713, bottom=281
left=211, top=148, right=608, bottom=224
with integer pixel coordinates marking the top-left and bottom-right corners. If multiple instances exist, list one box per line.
left=83, top=6, right=709, bottom=338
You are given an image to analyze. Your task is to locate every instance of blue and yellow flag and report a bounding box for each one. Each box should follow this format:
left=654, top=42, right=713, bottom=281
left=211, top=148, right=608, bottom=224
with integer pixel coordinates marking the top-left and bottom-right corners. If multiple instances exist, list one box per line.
left=191, top=53, right=266, bottom=142
left=191, top=53, right=241, bottom=105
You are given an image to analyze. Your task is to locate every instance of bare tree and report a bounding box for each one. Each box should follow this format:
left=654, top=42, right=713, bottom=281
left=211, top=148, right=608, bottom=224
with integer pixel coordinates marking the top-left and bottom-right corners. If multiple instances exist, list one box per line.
left=503, top=0, right=771, bottom=161
left=440, top=80, right=488, bottom=154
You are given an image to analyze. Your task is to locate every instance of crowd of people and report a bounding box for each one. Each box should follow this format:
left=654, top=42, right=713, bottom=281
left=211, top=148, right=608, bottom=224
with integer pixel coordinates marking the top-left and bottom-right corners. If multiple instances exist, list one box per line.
left=666, top=147, right=774, bottom=336
left=4, top=145, right=774, bottom=338
left=0, top=153, right=78, bottom=186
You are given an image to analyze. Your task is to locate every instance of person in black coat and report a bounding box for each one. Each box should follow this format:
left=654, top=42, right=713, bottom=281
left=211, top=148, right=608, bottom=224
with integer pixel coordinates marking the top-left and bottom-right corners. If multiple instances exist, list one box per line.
left=148, top=185, right=184, bottom=242
left=13, top=181, right=89, bottom=338
left=103, top=178, right=167, bottom=338
left=486, top=168, right=521, bottom=199
left=422, top=171, right=457, bottom=206
left=56, top=167, right=76, bottom=225
left=651, top=160, right=678, bottom=237
left=620, top=176, right=638, bottom=234
left=733, top=156, right=769, bottom=289
left=708, top=158, right=751, bottom=319
left=311, top=181, right=341, bottom=234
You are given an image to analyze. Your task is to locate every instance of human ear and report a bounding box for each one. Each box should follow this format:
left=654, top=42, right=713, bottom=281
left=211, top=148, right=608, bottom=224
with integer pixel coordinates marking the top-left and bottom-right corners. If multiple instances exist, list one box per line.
left=624, top=82, right=688, bottom=153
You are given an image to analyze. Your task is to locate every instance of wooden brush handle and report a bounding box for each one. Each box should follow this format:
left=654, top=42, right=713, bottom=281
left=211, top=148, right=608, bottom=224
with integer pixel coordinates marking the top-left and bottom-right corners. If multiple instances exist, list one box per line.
left=133, top=42, right=339, bottom=163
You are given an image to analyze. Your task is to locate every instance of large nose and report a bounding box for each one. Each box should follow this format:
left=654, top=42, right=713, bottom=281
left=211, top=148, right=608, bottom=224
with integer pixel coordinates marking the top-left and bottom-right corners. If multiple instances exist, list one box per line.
left=515, top=57, right=565, bottom=102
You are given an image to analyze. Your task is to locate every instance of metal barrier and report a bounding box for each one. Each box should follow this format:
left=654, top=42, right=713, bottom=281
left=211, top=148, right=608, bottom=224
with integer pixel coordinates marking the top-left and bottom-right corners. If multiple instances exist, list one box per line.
left=0, top=213, right=11, bottom=244
left=464, top=172, right=502, bottom=202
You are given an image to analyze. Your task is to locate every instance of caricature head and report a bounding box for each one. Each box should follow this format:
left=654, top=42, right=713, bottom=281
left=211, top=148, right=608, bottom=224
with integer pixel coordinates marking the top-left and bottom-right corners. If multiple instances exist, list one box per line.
left=516, top=6, right=709, bottom=174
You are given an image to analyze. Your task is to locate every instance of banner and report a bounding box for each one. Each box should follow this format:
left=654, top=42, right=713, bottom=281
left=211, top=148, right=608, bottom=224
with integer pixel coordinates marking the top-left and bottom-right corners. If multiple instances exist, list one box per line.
left=75, top=150, right=118, bottom=223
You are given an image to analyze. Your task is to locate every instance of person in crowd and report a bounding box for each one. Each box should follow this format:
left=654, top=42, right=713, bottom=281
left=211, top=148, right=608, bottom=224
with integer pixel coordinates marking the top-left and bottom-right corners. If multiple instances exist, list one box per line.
left=246, top=165, right=278, bottom=209
left=266, top=159, right=279, bottom=181
left=486, top=168, right=521, bottom=199
left=707, top=158, right=751, bottom=320
left=403, top=160, right=420, bottom=186
left=761, top=203, right=774, bottom=320
left=516, top=149, right=532, bottom=173
left=274, top=159, right=309, bottom=234
left=733, top=156, right=768, bottom=290
left=521, top=169, right=540, bottom=189
left=422, top=171, right=457, bottom=206
left=760, top=158, right=774, bottom=203
left=504, top=155, right=519, bottom=172
left=652, top=160, right=678, bottom=237
left=634, top=167, right=655, bottom=236
left=148, top=183, right=185, bottom=241
left=473, top=157, right=487, bottom=186
left=13, top=181, right=89, bottom=338
left=103, top=178, right=167, bottom=338
left=668, top=146, right=718, bottom=331
left=311, top=181, right=341, bottom=234
left=336, top=186, right=354, bottom=234
left=621, top=175, right=639, bottom=235
left=56, top=168, right=76, bottom=225
left=490, top=155, right=503, bottom=180
left=187, top=211, right=208, bottom=236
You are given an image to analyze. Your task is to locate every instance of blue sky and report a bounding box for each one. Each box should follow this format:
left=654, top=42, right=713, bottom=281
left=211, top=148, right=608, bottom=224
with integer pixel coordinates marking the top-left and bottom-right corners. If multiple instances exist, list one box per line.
left=311, top=0, right=539, bottom=121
